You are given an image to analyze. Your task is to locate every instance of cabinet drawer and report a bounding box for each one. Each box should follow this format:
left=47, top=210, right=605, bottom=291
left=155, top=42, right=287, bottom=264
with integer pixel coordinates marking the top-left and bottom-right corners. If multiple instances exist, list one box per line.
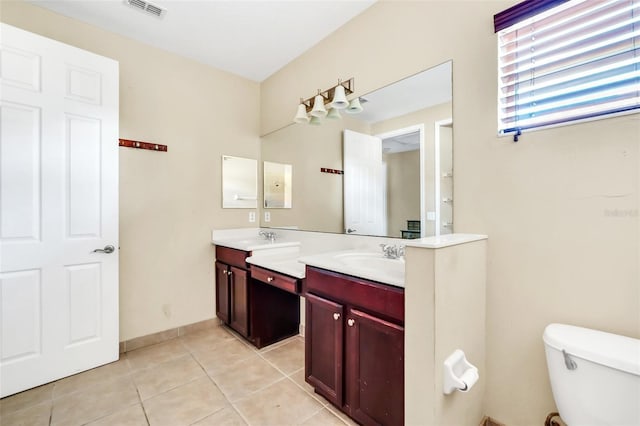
left=305, top=266, right=404, bottom=324
left=251, top=265, right=300, bottom=294
left=215, top=246, right=250, bottom=269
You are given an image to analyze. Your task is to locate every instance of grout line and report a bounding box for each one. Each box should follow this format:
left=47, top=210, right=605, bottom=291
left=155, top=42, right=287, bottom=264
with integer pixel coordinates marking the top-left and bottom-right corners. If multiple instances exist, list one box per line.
left=283, top=375, right=329, bottom=408
left=215, top=374, right=289, bottom=405
left=296, top=405, right=327, bottom=425
left=134, top=368, right=208, bottom=403
left=201, top=371, right=254, bottom=425
left=127, top=352, right=192, bottom=375
left=137, top=388, right=151, bottom=426
left=324, top=404, right=353, bottom=426
left=187, top=404, right=226, bottom=426
left=230, top=400, right=253, bottom=426
left=51, top=368, right=132, bottom=401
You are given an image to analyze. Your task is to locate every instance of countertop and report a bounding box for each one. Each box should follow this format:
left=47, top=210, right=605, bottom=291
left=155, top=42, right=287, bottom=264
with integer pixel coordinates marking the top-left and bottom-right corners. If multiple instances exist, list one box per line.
left=298, top=250, right=405, bottom=288
left=212, top=228, right=487, bottom=287
left=245, top=248, right=306, bottom=279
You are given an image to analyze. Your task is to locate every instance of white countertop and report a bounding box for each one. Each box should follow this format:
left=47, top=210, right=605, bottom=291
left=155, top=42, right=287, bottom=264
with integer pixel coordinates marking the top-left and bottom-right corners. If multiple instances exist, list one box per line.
left=211, top=229, right=301, bottom=252
left=212, top=228, right=486, bottom=287
left=245, top=248, right=306, bottom=279
left=298, top=250, right=405, bottom=288
left=404, top=233, right=488, bottom=249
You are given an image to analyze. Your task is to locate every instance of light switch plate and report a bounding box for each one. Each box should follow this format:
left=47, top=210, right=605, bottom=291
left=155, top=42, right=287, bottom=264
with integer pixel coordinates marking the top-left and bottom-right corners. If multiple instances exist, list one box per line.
left=427, top=211, right=436, bottom=221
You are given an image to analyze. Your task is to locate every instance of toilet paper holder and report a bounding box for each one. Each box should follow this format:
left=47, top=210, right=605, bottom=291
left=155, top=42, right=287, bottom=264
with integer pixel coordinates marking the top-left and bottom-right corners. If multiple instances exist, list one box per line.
left=443, top=349, right=479, bottom=395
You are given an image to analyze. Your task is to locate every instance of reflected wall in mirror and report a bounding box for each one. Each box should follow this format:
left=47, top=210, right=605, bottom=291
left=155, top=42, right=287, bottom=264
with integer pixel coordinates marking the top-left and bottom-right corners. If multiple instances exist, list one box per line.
left=261, top=61, right=453, bottom=237
left=221, top=155, right=258, bottom=208
left=264, top=161, right=292, bottom=208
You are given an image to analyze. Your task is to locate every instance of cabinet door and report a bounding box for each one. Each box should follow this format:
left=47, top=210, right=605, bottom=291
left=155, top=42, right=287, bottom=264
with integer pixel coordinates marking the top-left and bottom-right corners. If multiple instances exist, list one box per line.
left=215, top=261, right=230, bottom=324
left=229, top=266, right=249, bottom=338
left=305, top=293, right=344, bottom=407
left=346, top=308, right=404, bottom=426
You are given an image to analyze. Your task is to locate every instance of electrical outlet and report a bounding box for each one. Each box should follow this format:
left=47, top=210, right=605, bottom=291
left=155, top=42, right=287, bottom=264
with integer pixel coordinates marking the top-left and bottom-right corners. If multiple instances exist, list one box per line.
left=249, top=211, right=256, bottom=222
left=427, top=211, right=436, bottom=221
left=264, top=212, right=271, bottom=222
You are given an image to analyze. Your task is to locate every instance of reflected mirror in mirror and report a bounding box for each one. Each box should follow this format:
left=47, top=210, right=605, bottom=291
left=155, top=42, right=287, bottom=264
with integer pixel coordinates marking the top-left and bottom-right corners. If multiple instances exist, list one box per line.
left=264, top=161, right=292, bottom=208
left=261, top=61, right=452, bottom=238
left=222, top=155, right=258, bottom=208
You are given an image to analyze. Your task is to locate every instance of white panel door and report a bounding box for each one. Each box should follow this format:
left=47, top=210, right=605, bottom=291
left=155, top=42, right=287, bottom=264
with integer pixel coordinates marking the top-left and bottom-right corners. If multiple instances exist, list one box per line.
left=343, top=129, right=385, bottom=236
left=0, top=23, right=119, bottom=397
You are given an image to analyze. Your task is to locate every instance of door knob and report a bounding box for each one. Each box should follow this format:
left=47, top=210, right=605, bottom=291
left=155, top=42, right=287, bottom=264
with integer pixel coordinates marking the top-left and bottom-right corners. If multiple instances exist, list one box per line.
left=92, top=245, right=115, bottom=254
left=333, top=313, right=340, bottom=320
left=346, top=228, right=357, bottom=234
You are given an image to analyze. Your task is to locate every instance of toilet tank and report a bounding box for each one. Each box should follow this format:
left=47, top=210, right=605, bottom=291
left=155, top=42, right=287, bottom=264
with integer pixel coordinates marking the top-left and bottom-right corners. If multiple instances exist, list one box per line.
left=543, top=324, right=640, bottom=426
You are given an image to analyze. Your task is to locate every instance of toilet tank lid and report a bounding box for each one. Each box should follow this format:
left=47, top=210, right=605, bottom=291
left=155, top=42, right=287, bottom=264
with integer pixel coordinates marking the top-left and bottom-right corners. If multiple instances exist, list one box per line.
left=543, top=323, right=640, bottom=376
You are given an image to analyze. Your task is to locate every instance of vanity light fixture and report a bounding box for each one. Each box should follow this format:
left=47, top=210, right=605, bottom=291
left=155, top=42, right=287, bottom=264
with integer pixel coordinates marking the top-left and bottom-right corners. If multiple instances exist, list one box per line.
left=326, top=107, right=341, bottom=120
left=310, top=91, right=328, bottom=118
left=345, top=97, right=363, bottom=114
left=293, top=78, right=362, bottom=125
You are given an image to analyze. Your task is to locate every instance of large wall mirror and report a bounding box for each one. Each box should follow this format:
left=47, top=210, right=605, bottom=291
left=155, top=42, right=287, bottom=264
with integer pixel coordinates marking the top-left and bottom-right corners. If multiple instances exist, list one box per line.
left=261, top=61, right=453, bottom=238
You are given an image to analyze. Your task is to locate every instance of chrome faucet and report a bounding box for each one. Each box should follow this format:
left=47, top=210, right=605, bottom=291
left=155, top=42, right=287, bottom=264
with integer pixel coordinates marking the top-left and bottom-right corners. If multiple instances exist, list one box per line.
left=379, top=244, right=405, bottom=259
left=258, top=230, right=277, bottom=242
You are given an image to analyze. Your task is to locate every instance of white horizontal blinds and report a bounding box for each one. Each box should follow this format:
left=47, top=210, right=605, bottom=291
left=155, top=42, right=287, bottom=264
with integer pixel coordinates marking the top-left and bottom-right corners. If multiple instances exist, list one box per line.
left=498, top=0, right=640, bottom=134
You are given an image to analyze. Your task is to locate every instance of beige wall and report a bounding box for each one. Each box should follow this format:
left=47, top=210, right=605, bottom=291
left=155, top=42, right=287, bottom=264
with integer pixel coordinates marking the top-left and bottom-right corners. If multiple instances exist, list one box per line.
left=384, top=150, right=420, bottom=238
left=1, top=1, right=261, bottom=341
left=261, top=1, right=639, bottom=424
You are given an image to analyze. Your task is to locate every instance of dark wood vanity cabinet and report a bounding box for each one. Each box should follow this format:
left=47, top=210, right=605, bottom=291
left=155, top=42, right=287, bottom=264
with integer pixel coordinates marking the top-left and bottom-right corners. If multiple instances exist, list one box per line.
left=305, top=293, right=344, bottom=407
left=215, top=246, right=251, bottom=338
left=304, top=267, right=405, bottom=426
left=249, top=265, right=300, bottom=348
left=215, top=245, right=301, bottom=349
left=346, top=308, right=404, bottom=426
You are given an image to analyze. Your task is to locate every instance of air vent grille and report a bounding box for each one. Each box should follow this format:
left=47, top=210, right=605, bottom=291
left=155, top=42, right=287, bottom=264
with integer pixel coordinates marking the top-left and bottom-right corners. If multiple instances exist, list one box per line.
left=124, top=0, right=166, bottom=18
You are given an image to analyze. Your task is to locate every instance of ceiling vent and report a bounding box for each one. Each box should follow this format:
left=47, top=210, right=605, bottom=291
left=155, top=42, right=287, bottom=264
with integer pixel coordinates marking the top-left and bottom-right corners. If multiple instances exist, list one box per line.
left=124, top=0, right=166, bottom=18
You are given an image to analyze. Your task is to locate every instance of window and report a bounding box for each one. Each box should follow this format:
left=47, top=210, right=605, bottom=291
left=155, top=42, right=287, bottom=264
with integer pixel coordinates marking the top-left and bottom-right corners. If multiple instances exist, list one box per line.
left=495, top=0, right=640, bottom=136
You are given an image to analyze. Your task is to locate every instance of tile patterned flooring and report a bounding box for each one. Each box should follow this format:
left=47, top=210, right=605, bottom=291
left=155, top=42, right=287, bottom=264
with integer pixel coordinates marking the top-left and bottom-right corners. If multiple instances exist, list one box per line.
left=0, top=325, right=358, bottom=426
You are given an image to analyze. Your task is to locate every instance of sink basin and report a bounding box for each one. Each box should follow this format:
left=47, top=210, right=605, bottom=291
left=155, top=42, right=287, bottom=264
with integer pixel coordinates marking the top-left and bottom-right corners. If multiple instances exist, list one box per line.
left=298, top=250, right=406, bottom=287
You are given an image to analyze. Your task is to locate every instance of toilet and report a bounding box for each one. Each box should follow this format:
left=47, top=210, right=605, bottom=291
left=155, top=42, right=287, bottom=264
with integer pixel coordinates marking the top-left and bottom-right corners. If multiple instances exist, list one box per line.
left=543, top=323, right=640, bottom=426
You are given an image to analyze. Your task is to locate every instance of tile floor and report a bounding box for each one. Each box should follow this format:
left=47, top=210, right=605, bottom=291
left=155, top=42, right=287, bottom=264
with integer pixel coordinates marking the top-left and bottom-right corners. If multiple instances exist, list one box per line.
left=0, top=325, right=358, bottom=426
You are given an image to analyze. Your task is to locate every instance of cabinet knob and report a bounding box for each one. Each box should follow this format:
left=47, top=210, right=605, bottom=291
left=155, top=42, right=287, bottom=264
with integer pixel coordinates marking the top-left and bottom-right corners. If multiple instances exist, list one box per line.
left=227, top=270, right=232, bottom=276
left=267, top=276, right=274, bottom=282
left=347, top=318, right=355, bottom=327
left=333, top=313, right=340, bottom=320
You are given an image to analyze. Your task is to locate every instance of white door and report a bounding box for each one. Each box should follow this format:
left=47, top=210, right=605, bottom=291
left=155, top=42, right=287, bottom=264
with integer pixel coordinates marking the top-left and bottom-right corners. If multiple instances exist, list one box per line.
left=0, top=24, right=119, bottom=397
left=343, top=129, right=385, bottom=236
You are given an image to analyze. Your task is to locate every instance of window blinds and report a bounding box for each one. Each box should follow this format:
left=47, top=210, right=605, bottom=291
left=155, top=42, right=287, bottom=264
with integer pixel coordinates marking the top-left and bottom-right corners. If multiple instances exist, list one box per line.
left=497, top=0, right=640, bottom=135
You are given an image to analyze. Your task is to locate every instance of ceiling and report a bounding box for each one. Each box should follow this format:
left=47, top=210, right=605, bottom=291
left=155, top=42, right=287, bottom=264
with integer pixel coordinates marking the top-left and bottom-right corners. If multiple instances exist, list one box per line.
left=382, top=130, right=420, bottom=154
left=28, top=0, right=376, bottom=82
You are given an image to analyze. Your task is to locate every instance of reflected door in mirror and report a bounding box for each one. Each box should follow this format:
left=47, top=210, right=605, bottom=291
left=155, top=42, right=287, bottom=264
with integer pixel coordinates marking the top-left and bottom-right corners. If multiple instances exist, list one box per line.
left=343, top=130, right=385, bottom=236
